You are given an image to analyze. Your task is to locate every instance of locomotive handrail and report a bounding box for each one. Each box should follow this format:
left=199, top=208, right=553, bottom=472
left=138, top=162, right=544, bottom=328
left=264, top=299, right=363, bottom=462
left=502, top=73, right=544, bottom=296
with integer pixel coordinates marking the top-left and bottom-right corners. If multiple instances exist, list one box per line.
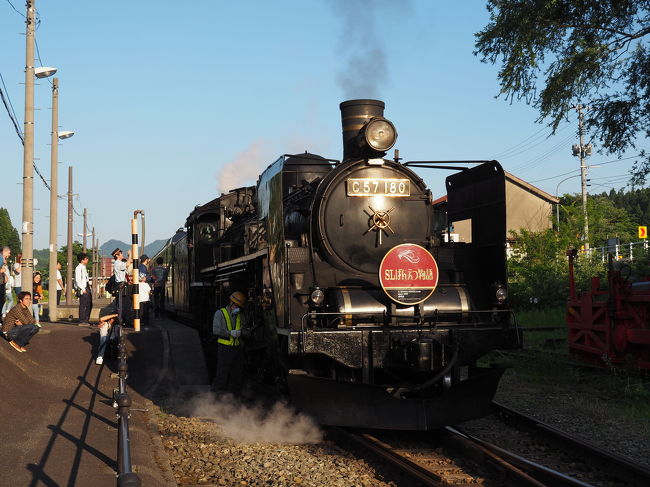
left=403, top=160, right=494, bottom=166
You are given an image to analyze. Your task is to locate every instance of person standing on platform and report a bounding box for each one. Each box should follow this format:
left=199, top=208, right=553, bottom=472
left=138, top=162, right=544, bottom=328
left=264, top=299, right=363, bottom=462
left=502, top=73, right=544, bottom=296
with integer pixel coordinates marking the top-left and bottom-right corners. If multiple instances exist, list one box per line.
left=111, top=248, right=132, bottom=284
left=138, top=274, right=151, bottom=326
left=1, top=291, right=39, bottom=352
left=0, top=246, right=11, bottom=316
left=151, top=257, right=167, bottom=318
left=12, top=254, right=22, bottom=295
left=211, top=291, right=247, bottom=398
left=1, top=268, right=13, bottom=318
left=139, top=254, right=151, bottom=282
left=75, top=252, right=92, bottom=326
left=32, top=272, right=43, bottom=327
left=56, top=261, right=64, bottom=305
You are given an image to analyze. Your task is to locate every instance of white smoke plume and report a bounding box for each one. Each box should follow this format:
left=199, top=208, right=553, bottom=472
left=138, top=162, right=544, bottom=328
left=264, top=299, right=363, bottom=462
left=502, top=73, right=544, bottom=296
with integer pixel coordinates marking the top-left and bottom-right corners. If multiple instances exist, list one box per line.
left=216, top=138, right=270, bottom=195
left=327, top=0, right=412, bottom=99
left=188, top=392, right=323, bottom=444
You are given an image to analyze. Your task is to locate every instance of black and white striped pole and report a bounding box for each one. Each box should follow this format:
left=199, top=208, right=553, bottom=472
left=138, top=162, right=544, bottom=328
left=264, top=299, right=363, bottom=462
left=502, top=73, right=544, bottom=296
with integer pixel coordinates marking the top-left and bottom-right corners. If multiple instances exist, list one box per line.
left=131, top=210, right=144, bottom=332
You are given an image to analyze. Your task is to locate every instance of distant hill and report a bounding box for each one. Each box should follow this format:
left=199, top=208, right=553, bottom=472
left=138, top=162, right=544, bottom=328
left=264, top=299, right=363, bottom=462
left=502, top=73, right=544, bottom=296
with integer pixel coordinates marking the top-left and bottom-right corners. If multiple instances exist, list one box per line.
left=99, top=238, right=168, bottom=258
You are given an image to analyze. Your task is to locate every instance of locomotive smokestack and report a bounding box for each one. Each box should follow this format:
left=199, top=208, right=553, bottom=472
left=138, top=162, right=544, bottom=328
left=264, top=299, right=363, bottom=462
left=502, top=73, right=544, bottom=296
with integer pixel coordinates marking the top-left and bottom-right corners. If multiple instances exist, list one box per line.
left=340, top=99, right=385, bottom=161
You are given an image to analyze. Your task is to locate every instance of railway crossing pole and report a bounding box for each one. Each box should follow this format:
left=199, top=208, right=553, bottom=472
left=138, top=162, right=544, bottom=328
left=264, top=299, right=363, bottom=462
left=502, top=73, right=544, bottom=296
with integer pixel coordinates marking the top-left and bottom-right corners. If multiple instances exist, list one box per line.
left=131, top=211, right=144, bottom=331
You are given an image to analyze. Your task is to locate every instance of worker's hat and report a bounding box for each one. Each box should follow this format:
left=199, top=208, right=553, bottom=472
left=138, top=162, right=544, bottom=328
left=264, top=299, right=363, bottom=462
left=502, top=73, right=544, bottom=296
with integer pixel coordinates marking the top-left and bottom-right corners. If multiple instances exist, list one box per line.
left=229, top=291, right=246, bottom=307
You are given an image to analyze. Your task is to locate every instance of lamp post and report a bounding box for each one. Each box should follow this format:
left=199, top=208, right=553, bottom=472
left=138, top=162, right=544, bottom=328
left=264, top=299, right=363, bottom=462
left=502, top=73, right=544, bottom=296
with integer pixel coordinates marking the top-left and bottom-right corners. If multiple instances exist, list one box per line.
left=48, top=78, right=74, bottom=322
left=555, top=174, right=581, bottom=230
left=572, top=104, right=593, bottom=249
left=21, top=0, right=57, bottom=290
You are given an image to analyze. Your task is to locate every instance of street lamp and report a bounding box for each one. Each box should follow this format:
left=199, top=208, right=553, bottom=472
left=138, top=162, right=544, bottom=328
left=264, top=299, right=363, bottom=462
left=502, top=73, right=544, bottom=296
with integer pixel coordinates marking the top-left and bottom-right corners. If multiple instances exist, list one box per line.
left=48, top=77, right=74, bottom=323
left=21, top=0, right=57, bottom=293
left=555, top=174, right=581, bottom=230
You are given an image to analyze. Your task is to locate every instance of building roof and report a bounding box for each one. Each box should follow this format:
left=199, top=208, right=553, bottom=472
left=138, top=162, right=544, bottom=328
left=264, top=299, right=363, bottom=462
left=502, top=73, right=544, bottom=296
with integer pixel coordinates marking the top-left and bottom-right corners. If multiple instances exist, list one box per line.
left=430, top=172, right=559, bottom=205
left=504, top=171, right=559, bottom=204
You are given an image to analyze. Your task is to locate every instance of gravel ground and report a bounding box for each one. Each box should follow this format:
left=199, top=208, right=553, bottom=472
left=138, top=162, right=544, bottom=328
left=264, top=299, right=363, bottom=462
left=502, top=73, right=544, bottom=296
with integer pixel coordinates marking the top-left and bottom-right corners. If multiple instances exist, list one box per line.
left=153, top=368, right=650, bottom=486
left=470, top=368, right=650, bottom=468
left=155, top=393, right=406, bottom=487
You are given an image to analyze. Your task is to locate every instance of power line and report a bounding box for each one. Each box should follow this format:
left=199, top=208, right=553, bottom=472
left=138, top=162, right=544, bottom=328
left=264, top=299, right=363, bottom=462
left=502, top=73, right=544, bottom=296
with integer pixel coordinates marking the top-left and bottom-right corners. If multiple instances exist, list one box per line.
left=529, top=154, right=642, bottom=184
left=5, top=0, right=23, bottom=17
left=0, top=77, right=23, bottom=143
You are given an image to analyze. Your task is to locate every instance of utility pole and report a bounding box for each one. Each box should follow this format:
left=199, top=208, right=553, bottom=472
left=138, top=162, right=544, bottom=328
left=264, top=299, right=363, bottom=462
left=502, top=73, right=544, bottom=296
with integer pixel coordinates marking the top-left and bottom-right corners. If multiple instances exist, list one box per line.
left=82, top=208, right=87, bottom=252
left=48, top=78, right=59, bottom=322
left=572, top=105, right=592, bottom=250
left=92, top=227, right=97, bottom=295
left=66, top=166, right=73, bottom=305
left=21, top=0, right=36, bottom=289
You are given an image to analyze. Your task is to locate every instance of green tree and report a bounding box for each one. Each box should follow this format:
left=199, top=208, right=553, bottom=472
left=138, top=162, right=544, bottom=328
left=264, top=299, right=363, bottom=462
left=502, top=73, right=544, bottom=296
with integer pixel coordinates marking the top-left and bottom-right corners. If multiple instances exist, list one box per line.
left=0, top=208, right=21, bottom=255
left=559, top=195, right=637, bottom=246
left=475, top=1, right=650, bottom=185
left=58, top=241, right=94, bottom=284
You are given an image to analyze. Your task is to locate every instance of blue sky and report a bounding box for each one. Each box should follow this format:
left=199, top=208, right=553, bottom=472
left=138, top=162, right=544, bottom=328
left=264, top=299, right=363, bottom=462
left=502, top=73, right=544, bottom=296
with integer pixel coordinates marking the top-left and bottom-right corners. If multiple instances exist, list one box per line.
left=0, top=1, right=644, bottom=250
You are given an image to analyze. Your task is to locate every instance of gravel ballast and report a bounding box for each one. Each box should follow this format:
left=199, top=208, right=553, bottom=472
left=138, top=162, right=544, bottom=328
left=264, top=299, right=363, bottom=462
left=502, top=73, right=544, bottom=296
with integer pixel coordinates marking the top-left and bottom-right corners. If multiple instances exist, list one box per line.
left=155, top=393, right=403, bottom=486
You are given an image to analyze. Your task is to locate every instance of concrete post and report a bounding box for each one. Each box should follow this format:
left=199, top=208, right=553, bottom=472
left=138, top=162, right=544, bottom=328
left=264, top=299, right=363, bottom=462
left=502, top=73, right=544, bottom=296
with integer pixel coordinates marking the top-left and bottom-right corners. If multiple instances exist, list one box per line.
left=21, top=0, right=36, bottom=289
left=66, top=166, right=73, bottom=305
left=48, top=78, right=59, bottom=322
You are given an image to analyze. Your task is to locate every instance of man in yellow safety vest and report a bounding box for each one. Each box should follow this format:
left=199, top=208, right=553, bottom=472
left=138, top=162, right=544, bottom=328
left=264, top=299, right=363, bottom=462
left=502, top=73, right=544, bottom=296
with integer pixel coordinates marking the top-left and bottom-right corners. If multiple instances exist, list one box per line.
left=211, top=291, right=247, bottom=397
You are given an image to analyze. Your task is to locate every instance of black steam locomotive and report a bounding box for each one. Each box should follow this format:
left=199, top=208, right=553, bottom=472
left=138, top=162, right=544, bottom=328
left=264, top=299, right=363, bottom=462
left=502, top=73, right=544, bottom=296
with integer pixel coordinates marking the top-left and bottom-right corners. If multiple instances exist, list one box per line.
left=154, top=99, right=521, bottom=430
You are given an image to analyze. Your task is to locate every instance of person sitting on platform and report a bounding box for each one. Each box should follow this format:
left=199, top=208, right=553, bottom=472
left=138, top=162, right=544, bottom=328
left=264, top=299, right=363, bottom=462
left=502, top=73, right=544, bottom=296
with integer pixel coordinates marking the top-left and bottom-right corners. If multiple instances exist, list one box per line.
left=94, top=273, right=135, bottom=364
left=1, top=291, right=40, bottom=353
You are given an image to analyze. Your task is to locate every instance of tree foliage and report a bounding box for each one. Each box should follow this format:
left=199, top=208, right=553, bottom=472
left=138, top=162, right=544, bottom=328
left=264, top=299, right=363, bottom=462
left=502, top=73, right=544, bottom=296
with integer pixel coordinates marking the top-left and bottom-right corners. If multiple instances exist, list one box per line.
left=475, top=1, right=650, bottom=184
left=0, top=208, right=21, bottom=255
left=558, top=194, right=637, bottom=244
left=509, top=192, right=648, bottom=308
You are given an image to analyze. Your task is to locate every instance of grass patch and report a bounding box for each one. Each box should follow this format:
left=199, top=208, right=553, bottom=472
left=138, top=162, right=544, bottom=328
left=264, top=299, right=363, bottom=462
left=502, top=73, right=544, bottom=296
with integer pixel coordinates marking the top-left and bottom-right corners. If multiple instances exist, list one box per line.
left=514, top=306, right=565, bottom=328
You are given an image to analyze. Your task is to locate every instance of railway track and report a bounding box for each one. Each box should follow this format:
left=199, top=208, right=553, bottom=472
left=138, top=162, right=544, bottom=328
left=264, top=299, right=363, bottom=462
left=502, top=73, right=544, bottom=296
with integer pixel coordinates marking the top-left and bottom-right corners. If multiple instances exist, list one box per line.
left=482, top=401, right=650, bottom=486
left=331, top=401, right=650, bottom=487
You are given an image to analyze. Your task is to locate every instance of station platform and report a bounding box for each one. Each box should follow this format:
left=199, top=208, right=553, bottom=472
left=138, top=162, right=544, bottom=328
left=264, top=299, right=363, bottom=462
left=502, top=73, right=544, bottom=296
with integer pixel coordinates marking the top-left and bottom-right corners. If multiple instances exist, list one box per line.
left=0, top=317, right=209, bottom=486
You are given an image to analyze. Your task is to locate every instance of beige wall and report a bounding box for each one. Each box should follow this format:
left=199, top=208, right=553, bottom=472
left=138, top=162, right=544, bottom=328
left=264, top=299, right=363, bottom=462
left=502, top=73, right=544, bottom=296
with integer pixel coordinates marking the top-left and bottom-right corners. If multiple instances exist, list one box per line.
left=505, top=181, right=554, bottom=235
left=446, top=179, right=555, bottom=243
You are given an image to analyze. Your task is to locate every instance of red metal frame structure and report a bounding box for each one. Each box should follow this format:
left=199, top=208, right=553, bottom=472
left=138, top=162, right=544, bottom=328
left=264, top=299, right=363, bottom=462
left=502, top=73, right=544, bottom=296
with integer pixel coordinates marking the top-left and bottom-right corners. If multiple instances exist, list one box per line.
left=566, top=249, right=650, bottom=369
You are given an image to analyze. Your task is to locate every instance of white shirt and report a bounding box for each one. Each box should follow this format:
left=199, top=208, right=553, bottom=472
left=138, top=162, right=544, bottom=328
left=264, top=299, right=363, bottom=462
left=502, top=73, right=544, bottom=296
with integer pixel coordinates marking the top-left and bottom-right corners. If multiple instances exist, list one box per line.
left=113, top=259, right=127, bottom=283
left=139, top=281, right=151, bottom=302
left=75, top=263, right=89, bottom=290
left=56, top=269, right=63, bottom=291
left=12, top=263, right=21, bottom=288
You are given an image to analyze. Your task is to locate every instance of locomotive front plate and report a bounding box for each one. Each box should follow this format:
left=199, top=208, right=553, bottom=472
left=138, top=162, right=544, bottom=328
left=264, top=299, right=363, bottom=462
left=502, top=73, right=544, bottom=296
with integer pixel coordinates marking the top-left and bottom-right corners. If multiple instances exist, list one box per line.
left=346, top=178, right=410, bottom=197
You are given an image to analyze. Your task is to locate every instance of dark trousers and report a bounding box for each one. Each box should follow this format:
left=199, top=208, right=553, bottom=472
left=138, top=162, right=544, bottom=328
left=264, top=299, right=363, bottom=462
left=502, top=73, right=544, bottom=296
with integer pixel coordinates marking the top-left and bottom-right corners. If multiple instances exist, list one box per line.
left=79, top=286, right=92, bottom=323
left=140, top=301, right=150, bottom=325
left=8, top=324, right=39, bottom=347
left=56, top=290, right=61, bottom=305
left=212, top=343, right=244, bottom=396
left=0, top=284, right=5, bottom=317
left=153, top=287, right=164, bottom=317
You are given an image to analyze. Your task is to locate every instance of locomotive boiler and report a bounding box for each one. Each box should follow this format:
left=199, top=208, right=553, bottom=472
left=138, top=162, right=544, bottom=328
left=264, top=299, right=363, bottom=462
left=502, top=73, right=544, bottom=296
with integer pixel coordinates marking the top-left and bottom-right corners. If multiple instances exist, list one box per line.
left=157, top=99, right=521, bottom=430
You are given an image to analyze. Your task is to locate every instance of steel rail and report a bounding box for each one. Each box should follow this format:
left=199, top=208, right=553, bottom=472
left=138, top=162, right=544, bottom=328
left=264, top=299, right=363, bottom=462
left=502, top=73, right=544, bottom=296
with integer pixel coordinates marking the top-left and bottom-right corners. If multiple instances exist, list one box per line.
left=445, top=427, right=592, bottom=487
left=491, top=401, right=650, bottom=484
left=337, top=428, right=448, bottom=486
left=338, top=427, right=547, bottom=487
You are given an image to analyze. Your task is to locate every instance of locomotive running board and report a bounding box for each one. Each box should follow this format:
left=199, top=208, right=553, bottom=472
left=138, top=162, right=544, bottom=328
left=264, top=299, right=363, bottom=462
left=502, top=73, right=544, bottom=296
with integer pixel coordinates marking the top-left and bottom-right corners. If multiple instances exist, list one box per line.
left=287, top=366, right=505, bottom=430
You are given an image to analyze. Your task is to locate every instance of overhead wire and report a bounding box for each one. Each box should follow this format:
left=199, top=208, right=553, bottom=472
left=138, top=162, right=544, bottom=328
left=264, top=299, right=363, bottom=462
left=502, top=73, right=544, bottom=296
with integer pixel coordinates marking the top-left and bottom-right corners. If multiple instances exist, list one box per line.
left=0, top=73, right=23, bottom=142
left=5, top=0, right=23, bottom=16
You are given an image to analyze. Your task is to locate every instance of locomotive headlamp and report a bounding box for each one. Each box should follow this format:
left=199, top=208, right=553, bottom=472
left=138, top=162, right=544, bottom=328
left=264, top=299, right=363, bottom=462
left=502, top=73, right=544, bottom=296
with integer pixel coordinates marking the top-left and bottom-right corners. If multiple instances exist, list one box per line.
left=310, top=287, right=325, bottom=306
left=362, top=117, right=397, bottom=152
left=495, top=284, right=507, bottom=304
